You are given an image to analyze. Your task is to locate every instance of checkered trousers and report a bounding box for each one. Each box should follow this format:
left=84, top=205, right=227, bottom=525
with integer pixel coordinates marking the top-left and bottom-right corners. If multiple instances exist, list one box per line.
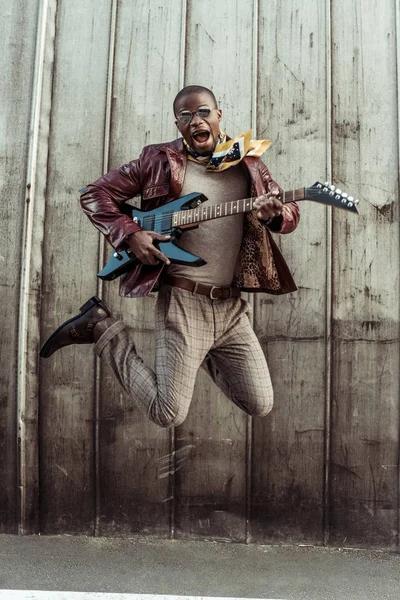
left=95, top=286, right=273, bottom=428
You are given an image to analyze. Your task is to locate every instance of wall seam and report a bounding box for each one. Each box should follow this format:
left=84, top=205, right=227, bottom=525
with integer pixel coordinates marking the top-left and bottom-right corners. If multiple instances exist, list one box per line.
left=245, top=0, right=259, bottom=545
left=395, top=0, right=400, bottom=552
left=93, top=0, right=118, bottom=537
left=323, top=0, right=333, bottom=547
left=17, top=0, right=51, bottom=535
left=169, top=0, right=189, bottom=540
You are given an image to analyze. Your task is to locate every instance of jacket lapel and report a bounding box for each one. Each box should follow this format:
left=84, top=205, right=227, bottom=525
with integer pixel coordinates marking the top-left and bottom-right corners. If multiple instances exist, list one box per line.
left=242, top=156, right=264, bottom=195
left=165, top=139, right=187, bottom=199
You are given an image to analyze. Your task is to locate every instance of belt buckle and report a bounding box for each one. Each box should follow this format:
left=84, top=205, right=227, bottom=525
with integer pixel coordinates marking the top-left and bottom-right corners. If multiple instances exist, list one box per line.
left=209, top=286, right=220, bottom=300
left=209, top=285, right=232, bottom=300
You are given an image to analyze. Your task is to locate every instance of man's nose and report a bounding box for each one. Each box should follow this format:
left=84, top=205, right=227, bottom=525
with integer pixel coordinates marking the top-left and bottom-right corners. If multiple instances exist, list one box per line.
left=190, top=112, right=204, bottom=126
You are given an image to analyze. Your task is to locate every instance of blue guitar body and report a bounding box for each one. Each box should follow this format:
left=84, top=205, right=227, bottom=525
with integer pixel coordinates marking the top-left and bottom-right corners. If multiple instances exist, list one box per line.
left=97, top=192, right=208, bottom=280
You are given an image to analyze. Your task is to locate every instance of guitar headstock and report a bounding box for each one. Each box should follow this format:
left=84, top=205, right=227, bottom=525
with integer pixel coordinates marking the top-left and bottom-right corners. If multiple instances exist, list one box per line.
left=305, top=181, right=359, bottom=213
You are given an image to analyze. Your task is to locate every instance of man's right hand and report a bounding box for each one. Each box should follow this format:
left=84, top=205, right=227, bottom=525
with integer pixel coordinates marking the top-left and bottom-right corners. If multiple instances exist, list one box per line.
left=127, top=230, right=171, bottom=266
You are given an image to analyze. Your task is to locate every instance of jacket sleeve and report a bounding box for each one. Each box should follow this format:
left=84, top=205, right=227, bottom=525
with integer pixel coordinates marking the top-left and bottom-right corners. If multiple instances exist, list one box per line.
left=259, top=161, right=300, bottom=235
left=80, top=159, right=143, bottom=251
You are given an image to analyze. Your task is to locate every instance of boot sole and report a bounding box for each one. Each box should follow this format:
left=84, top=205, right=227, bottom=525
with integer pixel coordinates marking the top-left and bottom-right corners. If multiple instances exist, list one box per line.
left=39, top=296, right=110, bottom=358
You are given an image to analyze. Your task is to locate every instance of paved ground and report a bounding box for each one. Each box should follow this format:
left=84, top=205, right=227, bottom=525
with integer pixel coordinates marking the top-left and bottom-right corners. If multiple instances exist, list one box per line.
left=0, top=535, right=399, bottom=600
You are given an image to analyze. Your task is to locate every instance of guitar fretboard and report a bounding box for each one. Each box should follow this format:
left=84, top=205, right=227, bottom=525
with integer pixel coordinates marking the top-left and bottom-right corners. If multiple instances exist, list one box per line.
left=172, top=188, right=305, bottom=227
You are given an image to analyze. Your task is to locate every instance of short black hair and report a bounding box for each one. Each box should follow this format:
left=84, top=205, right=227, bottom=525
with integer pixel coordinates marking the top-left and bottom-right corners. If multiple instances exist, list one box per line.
left=173, top=85, right=218, bottom=115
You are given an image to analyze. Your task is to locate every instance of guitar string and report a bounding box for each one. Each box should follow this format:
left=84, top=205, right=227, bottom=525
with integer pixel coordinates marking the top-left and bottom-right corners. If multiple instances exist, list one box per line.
left=136, top=188, right=347, bottom=230
left=137, top=191, right=304, bottom=230
left=138, top=196, right=263, bottom=230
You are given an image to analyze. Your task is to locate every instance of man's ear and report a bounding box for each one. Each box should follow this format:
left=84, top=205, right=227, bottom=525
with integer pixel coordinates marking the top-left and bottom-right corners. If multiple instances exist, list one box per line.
left=217, top=109, right=222, bottom=122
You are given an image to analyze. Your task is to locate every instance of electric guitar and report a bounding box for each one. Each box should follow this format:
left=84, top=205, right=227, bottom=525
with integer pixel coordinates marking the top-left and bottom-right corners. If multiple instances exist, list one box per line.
left=97, top=181, right=359, bottom=281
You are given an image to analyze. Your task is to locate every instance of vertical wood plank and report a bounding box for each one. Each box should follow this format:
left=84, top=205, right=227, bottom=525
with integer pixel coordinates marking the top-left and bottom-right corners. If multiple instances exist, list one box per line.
left=18, top=0, right=56, bottom=534
left=174, top=0, right=255, bottom=542
left=39, top=0, right=112, bottom=533
left=0, top=0, right=40, bottom=533
left=252, top=0, right=328, bottom=543
left=330, top=0, right=399, bottom=549
left=98, top=0, right=184, bottom=536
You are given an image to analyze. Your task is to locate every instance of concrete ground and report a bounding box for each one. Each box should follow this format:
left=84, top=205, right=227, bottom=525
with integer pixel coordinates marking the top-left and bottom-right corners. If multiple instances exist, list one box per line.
left=0, top=535, right=399, bottom=600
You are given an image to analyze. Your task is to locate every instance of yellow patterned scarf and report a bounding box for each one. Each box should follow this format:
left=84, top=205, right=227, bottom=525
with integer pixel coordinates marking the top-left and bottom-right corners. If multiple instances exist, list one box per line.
left=183, top=130, right=271, bottom=172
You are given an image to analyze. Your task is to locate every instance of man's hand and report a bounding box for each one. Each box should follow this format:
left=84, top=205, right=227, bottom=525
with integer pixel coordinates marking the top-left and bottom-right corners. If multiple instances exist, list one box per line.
left=127, top=230, right=171, bottom=265
left=253, top=188, right=283, bottom=221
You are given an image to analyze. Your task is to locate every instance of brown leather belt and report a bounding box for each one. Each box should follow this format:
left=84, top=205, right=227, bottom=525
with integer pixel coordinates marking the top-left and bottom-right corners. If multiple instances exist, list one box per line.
left=163, top=275, right=241, bottom=300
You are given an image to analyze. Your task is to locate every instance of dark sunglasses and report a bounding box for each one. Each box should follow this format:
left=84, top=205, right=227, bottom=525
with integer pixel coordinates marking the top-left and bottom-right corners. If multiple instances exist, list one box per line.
left=176, top=106, right=216, bottom=125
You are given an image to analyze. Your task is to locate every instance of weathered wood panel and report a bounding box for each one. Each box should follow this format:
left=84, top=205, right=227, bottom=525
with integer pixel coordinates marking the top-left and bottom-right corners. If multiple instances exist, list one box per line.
left=329, top=0, right=399, bottom=549
left=39, top=0, right=112, bottom=533
left=98, top=0, right=184, bottom=536
left=252, top=0, right=328, bottom=543
left=0, top=0, right=40, bottom=533
left=173, top=0, right=256, bottom=542
left=1, top=0, right=399, bottom=550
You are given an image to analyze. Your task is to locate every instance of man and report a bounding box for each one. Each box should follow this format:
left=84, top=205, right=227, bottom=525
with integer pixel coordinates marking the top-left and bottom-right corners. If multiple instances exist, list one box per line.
left=40, top=85, right=299, bottom=428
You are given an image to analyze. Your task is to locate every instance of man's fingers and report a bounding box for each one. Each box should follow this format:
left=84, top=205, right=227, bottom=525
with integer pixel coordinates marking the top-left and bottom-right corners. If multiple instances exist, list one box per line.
left=128, top=230, right=171, bottom=265
left=152, top=248, right=171, bottom=265
left=142, top=243, right=170, bottom=265
left=254, top=193, right=283, bottom=221
left=151, top=232, right=171, bottom=242
left=271, top=198, right=283, bottom=214
left=148, top=232, right=171, bottom=264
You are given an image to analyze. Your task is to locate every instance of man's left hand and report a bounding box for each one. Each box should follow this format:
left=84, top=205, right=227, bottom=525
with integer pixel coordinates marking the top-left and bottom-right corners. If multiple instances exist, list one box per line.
left=254, top=189, right=283, bottom=221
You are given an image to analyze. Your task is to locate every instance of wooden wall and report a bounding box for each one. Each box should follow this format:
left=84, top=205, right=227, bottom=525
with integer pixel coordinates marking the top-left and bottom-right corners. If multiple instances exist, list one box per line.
left=1, top=0, right=399, bottom=549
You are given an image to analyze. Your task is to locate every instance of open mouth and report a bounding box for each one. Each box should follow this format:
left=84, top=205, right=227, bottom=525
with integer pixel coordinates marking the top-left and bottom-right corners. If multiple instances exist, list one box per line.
left=192, top=130, right=211, bottom=145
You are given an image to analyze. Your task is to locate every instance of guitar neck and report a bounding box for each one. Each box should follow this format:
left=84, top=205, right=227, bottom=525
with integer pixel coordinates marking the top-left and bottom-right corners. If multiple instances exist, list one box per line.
left=172, top=188, right=305, bottom=228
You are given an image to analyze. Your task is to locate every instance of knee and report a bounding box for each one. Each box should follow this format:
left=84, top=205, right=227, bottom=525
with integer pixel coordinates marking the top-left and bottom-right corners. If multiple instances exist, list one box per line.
left=152, top=407, right=188, bottom=429
left=249, top=394, right=273, bottom=418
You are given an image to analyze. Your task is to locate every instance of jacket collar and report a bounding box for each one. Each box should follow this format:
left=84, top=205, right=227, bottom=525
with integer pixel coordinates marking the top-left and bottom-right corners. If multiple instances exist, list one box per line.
left=163, top=138, right=187, bottom=199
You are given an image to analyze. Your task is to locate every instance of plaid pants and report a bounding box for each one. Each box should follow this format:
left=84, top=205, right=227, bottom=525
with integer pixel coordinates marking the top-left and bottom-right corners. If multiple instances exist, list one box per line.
left=95, top=286, right=273, bottom=428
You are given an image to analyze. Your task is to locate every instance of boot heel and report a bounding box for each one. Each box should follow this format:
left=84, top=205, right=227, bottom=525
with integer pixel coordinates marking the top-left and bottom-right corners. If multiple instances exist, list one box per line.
left=79, top=296, right=102, bottom=313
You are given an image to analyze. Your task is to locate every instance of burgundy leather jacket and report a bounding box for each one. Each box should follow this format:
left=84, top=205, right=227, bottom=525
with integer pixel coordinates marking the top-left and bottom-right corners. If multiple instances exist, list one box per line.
left=80, top=138, right=300, bottom=297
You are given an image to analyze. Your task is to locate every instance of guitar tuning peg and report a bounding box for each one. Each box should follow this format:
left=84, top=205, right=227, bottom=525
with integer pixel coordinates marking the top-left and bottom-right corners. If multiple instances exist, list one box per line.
left=348, top=196, right=354, bottom=202
left=341, top=192, right=348, bottom=198
left=329, top=185, right=335, bottom=191
left=336, top=189, right=342, bottom=195
left=324, top=181, right=329, bottom=186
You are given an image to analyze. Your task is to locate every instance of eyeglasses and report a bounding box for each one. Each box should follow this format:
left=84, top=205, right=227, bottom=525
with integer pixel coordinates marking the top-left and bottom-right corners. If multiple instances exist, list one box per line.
left=176, top=107, right=216, bottom=125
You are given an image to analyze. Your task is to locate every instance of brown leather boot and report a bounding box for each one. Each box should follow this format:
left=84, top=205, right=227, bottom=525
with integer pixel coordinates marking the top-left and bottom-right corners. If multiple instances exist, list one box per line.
left=40, top=296, right=111, bottom=358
